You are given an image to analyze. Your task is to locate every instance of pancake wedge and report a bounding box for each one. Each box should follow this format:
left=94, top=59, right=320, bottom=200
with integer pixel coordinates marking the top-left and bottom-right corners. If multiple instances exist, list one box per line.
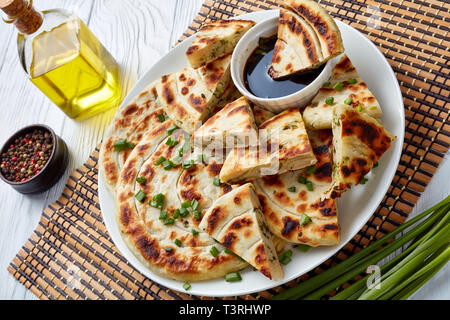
left=192, top=97, right=258, bottom=148
left=186, top=19, right=255, bottom=69
left=270, top=9, right=325, bottom=79
left=270, top=0, right=344, bottom=79
left=254, top=129, right=339, bottom=246
left=220, top=108, right=317, bottom=183
left=157, top=54, right=232, bottom=134
left=286, top=0, right=343, bottom=59
left=199, top=183, right=283, bottom=280
left=303, top=55, right=383, bottom=129
left=326, top=104, right=396, bottom=199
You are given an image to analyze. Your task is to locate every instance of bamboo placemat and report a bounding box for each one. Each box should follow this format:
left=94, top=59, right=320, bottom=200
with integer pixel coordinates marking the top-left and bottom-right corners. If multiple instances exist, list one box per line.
left=8, top=0, right=449, bottom=300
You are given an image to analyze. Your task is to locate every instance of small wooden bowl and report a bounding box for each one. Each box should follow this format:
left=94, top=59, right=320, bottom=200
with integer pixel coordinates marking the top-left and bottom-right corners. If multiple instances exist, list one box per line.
left=0, top=124, right=69, bottom=194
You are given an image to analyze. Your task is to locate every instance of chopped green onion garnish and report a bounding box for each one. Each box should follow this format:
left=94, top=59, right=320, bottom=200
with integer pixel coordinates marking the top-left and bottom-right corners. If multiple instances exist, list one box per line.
left=278, top=250, right=293, bottom=265
left=191, top=199, right=199, bottom=211
left=158, top=113, right=166, bottom=123
left=167, top=125, right=179, bottom=135
left=213, top=177, right=221, bottom=186
left=360, top=177, right=369, bottom=184
left=305, top=165, right=317, bottom=175
left=193, top=210, right=201, bottom=220
left=347, top=78, right=357, bottom=84
left=165, top=137, right=179, bottom=147
left=173, top=209, right=180, bottom=219
left=162, top=160, right=175, bottom=170
left=210, top=246, right=219, bottom=257
left=182, top=160, right=195, bottom=170
left=164, top=247, right=172, bottom=252
left=298, top=176, right=307, bottom=184
left=149, top=193, right=165, bottom=209
left=322, top=81, right=331, bottom=87
left=370, top=106, right=378, bottom=110
left=306, top=181, right=314, bottom=191
left=181, top=200, right=191, bottom=208
left=344, top=97, right=353, bottom=105
left=197, top=154, right=205, bottom=163
left=300, top=214, right=312, bottom=226
left=333, top=82, right=344, bottom=91
left=159, top=210, right=168, bottom=220
left=297, top=244, right=311, bottom=252
left=287, top=186, right=296, bottom=192
left=156, top=156, right=166, bottom=165
left=325, top=97, right=334, bottom=105
left=163, top=217, right=175, bottom=225
left=224, top=248, right=234, bottom=255
left=191, top=229, right=199, bottom=236
left=136, top=176, right=146, bottom=184
left=174, top=239, right=182, bottom=247
left=225, top=272, right=242, bottom=282
left=114, top=139, right=135, bottom=151
left=135, top=190, right=146, bottom=203
left=357, top=104, right=363, bottom=112
left=183, top=282, right=191, bottom=291
left=179, top=207, right=189, bottom=217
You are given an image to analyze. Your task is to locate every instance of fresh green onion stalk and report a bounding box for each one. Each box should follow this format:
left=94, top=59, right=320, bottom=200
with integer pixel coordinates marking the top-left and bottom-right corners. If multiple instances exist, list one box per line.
left=271, top=195, right=450, bottom=300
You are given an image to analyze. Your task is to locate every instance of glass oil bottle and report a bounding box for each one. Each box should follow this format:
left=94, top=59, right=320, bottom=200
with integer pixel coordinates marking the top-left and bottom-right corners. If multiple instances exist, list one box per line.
left=1, top=0, right=121, bottom=120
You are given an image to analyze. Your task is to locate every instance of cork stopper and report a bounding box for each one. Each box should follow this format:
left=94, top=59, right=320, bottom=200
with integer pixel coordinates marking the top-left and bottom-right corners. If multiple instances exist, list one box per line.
left=1, top=0, right=42, bottom=34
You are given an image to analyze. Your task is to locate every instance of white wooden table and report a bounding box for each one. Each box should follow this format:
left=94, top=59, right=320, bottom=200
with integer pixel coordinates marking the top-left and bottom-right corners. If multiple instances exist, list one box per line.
left=0, top=0, right=448, bottom=300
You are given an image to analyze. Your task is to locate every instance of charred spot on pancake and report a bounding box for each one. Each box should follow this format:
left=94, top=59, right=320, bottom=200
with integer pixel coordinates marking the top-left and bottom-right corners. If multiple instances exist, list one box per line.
left=254, top=243, right=267, bottom=265
left=181, top=87, right=189, bottom=95
left=189, top=94, right=205, bottom=112
left=226, top=105, right=247, bottom=117
left=298, top=190, right=308, bottom=201
left=119, top=203, right=133, bottom=226
left=274, top=191, right=290, bottom=205
left=320, top=207, right=336, bottom=216
left=261, top=175, right=284, bottom=187
left=135, top=235, right=160, bottom=261
left=163, top=85, right=175, bottom=105
left=178, top=73, right=186, bottom=81
left=230, top=217, right=253, bottom=230
left=187, top=78, right=196, bottom=86
left=162, top=74, right=169, bottom=83
left=281, top=216, right=299, bottom=237
left=314, top=162, right=332, bottom=181
left=186, top=45, right=199, bottom=55
left=222, top=232, right=237, bottom=250
left=104, top=161, right=118, bottom=183
left=122, top=103, right=139, bottom=116
left=340, top=157, right=370, bottom=183
left=323, top=223, right=338, bottom=230
left=335, top=56, right=352, bottom=72
left=121, top=159, right=137, bottom=183
left=207, top=162, right=222, bottom=176
left=206, top=207, right=224, bottom=233
left=233, top=196, right=241, bottom=204
left=221, top=183, right=233, bottom=195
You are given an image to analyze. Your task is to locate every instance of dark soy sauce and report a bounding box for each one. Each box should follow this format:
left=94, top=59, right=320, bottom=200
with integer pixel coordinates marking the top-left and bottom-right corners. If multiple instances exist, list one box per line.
left=244, top=35, right=324, bottom=99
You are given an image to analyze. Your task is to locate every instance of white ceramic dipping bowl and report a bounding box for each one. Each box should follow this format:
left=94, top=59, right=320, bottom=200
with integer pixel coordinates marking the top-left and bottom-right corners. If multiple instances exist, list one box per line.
left=231, top=16, right=336, bottom=113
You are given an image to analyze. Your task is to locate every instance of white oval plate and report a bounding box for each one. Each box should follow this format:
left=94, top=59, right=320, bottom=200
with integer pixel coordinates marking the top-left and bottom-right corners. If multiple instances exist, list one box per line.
left=98, top=10, right=404, bottom=297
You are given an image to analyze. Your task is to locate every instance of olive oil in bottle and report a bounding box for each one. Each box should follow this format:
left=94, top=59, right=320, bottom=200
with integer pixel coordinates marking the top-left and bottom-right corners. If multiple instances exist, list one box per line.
left=1, top=0, right=121, bottom=120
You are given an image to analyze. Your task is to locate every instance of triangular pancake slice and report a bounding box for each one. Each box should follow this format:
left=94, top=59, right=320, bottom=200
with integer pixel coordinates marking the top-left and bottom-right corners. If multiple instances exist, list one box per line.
left=157, top=54, right=231, bottom=133
left=186, top=19, right=256, bottom=69
left=192, top=97, right=258, bottom=148
left=199, top=183, right=284, bottom=280
left=326, top=104, right=396, bottom=199
left=303, top=55, right=383, bottom=130
left=220, top=108, right=317, bottom=183
left=270, top=9, right=325, bottom=79
left=286, top=0, right=344, bottom=60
